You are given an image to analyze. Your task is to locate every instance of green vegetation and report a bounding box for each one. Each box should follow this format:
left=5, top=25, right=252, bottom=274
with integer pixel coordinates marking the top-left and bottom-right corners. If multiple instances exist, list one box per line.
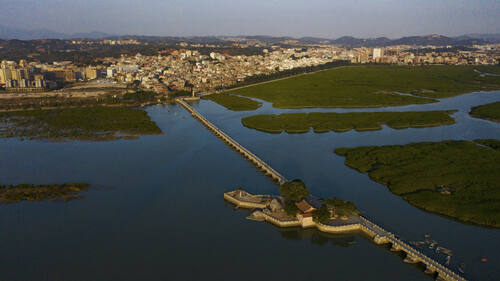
left=323, top=197, right=361, bottom=216
left=227, top=65, right=500, bottom=109
left=122, top=91, right=159, bottom=103
left=279, top=179, right=310, bottom=216
left=279, top=179, right=360, bottom=219
left=225, top=61, right=349, bottom=90
left=284, top=203, right=299, bottom=217
left=0, top=183, right=89, bottom=203
left=312, top=205, right=330, bottom=223
left=279, top=179, right=310, bottom=202
left=313, top=198, right=361, bottom=224
left=202, top=93, right=262, bottom=111
left=470, top=101, right=500, bottom=122
left=0, top=107, right=162, bottom=141
left=242, top=111, right=457, bottom=134
left=169, top=90, right=192, bottom=98
left=474, top=139, right=500, bottom=151
left=335, top=140, right=500, bottom=227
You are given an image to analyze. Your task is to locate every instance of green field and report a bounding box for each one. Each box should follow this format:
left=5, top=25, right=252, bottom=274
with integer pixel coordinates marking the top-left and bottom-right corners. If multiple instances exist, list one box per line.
left=222, top=65, right=500, bottom=109
left=202, top=93, right=262, bottom=111
left=0, top=183, right=89, bottom=203
left=0, top=107, right=162, bottom=141
left=470, top=101, right=500, bottom=122
left=335, top=140, right=500, bottom=227
left=242, top=111, right=457, bottom=134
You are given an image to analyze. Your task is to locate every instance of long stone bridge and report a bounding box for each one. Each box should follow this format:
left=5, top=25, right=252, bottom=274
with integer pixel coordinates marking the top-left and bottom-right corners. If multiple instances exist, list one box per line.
left=176, top=98, right=287, bottom=184
left=178, top=98, right=467, bottom=281
left=359, top=216, right=467, bottom=281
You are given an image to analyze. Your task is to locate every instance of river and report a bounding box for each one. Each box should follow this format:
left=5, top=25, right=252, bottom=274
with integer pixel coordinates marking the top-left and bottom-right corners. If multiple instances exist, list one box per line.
left=1, top=90, right=499, bottom=280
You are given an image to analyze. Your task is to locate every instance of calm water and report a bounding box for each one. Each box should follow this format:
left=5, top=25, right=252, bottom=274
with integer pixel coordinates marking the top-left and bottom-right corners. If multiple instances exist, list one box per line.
left=1, top=90, right=499, bottom=281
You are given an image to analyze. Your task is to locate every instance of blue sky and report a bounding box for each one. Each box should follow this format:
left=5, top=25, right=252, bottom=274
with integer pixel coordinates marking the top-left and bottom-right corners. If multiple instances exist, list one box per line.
left=1, top=0, right=499, bottom=38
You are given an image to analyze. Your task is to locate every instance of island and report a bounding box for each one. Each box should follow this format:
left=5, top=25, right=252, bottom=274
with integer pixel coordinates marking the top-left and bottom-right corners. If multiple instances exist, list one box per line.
left=207, top=65, right=500, bottom=110
left=0, top=106, right=162, bottom=141
left=335, top=139, right=500, bottom=228
left=469, top=101, right=500, bottom=122
left=241, top=110, right=457, bottom=133
left=0, top=183, right=90, bottom=203
left=224, top=180, right=363, bottom=230
left=223, top=180, right=467, bottom=281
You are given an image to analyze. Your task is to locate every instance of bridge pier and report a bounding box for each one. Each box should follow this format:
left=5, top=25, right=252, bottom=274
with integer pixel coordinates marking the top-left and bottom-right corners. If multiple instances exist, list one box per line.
left=403, top=254, right=420, bottom=264
left=390, top=243, right=401, bottom=252
left=373, top=235, right=389, bottom=244
left=424, top=265, right=436, bottom=275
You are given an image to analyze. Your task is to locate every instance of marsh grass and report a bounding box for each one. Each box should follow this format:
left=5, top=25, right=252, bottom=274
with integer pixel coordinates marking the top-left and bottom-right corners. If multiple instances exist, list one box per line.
left=0, top=107, right=162, bottom=141
left=470, top=101, right=500, bottom=122
left=228, top=65, right=500, bottom=108
left=242, top=111, right=457, bottom=134
left=0, top=183, right=90, bottom=203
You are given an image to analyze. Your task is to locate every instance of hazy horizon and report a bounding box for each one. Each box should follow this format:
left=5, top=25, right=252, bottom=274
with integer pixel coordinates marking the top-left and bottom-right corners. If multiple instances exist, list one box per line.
left=1, top=0, right=499, bottom=38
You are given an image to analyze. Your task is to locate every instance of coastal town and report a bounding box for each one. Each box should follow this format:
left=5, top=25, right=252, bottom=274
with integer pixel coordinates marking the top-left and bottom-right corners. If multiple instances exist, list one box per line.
left=1, top=38, right=499, bottom=95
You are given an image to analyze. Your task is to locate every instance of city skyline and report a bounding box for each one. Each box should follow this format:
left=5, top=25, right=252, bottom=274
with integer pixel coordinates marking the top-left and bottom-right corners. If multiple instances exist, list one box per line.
left=1, top=0, right=499, bottom=39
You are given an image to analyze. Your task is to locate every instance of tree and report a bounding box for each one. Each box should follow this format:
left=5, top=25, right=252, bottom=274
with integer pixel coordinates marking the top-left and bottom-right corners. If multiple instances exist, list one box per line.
left=323, top=197, right=360, bottom=216
left=312, top=205, right=330, bottom=224
left=284, top=202, right=298, bottom=216
left=279, top=179, right=310, bottom=202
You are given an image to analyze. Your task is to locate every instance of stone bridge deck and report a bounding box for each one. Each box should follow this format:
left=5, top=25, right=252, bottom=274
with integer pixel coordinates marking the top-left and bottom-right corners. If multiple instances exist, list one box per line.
left=360, top=217, right=467, bottom=281
left=177, top=98, right=287, bottom=184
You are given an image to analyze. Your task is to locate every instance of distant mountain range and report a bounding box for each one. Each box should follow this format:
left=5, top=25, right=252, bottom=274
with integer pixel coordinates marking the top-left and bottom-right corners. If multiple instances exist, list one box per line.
left=1, top=24, right=499, bottom=46
left=229, top=34, right=500, bottom=47
left=313, top=34, right=499, bottom=47
left=0, top=24, right=111, bottom=40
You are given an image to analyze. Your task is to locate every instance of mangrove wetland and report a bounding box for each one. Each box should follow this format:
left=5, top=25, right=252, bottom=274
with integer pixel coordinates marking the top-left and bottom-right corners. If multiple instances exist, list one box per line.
left=0, top=106, right=162, bottom=141
left=217, top=65, right=500, bottom=109
left=241, top=111, right=457, bottom=133
left=470, top=101, right=500, bottom=122
left=0, top=183, right=89, bottom=204
left=335, top=140, right=500, bottom=228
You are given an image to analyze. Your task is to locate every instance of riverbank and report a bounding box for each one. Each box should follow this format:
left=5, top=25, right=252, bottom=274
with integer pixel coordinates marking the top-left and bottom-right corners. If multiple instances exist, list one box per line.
left=470, top=101, right=500, bottom=122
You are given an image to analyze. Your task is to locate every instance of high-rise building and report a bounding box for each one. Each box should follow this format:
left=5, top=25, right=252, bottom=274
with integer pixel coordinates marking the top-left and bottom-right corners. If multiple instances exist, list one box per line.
left=64, top=69, right=76, bottom=82
left=373, top=48, right=384, bottom=60
left=107, top=68, right=116, bottom=78
left=0, top=68, right=12, bottom=84
left=85, top=67, right=98, bottom=80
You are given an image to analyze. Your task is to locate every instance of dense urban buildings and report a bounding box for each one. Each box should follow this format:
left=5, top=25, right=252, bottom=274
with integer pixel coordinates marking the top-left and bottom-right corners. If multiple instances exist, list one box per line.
left=1, top=38, right=499, bottom=94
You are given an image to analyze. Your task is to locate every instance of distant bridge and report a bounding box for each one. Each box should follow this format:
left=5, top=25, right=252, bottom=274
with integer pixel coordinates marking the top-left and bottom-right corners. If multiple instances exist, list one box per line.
left=176, top=98, right=287, bottom=184
left=178, top=98, right=466, bottom=281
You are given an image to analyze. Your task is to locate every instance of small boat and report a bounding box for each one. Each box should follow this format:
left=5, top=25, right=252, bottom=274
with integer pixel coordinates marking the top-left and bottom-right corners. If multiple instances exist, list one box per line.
left=458, top=263, right=466, bottom=274
left=445, top=256, right=451, bottom=266
left=437, top=246, right=453, bottom=256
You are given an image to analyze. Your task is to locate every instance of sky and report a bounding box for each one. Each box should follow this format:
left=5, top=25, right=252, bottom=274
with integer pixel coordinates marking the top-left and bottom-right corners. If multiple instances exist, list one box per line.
left=1, top=0, right=499, bottom=38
